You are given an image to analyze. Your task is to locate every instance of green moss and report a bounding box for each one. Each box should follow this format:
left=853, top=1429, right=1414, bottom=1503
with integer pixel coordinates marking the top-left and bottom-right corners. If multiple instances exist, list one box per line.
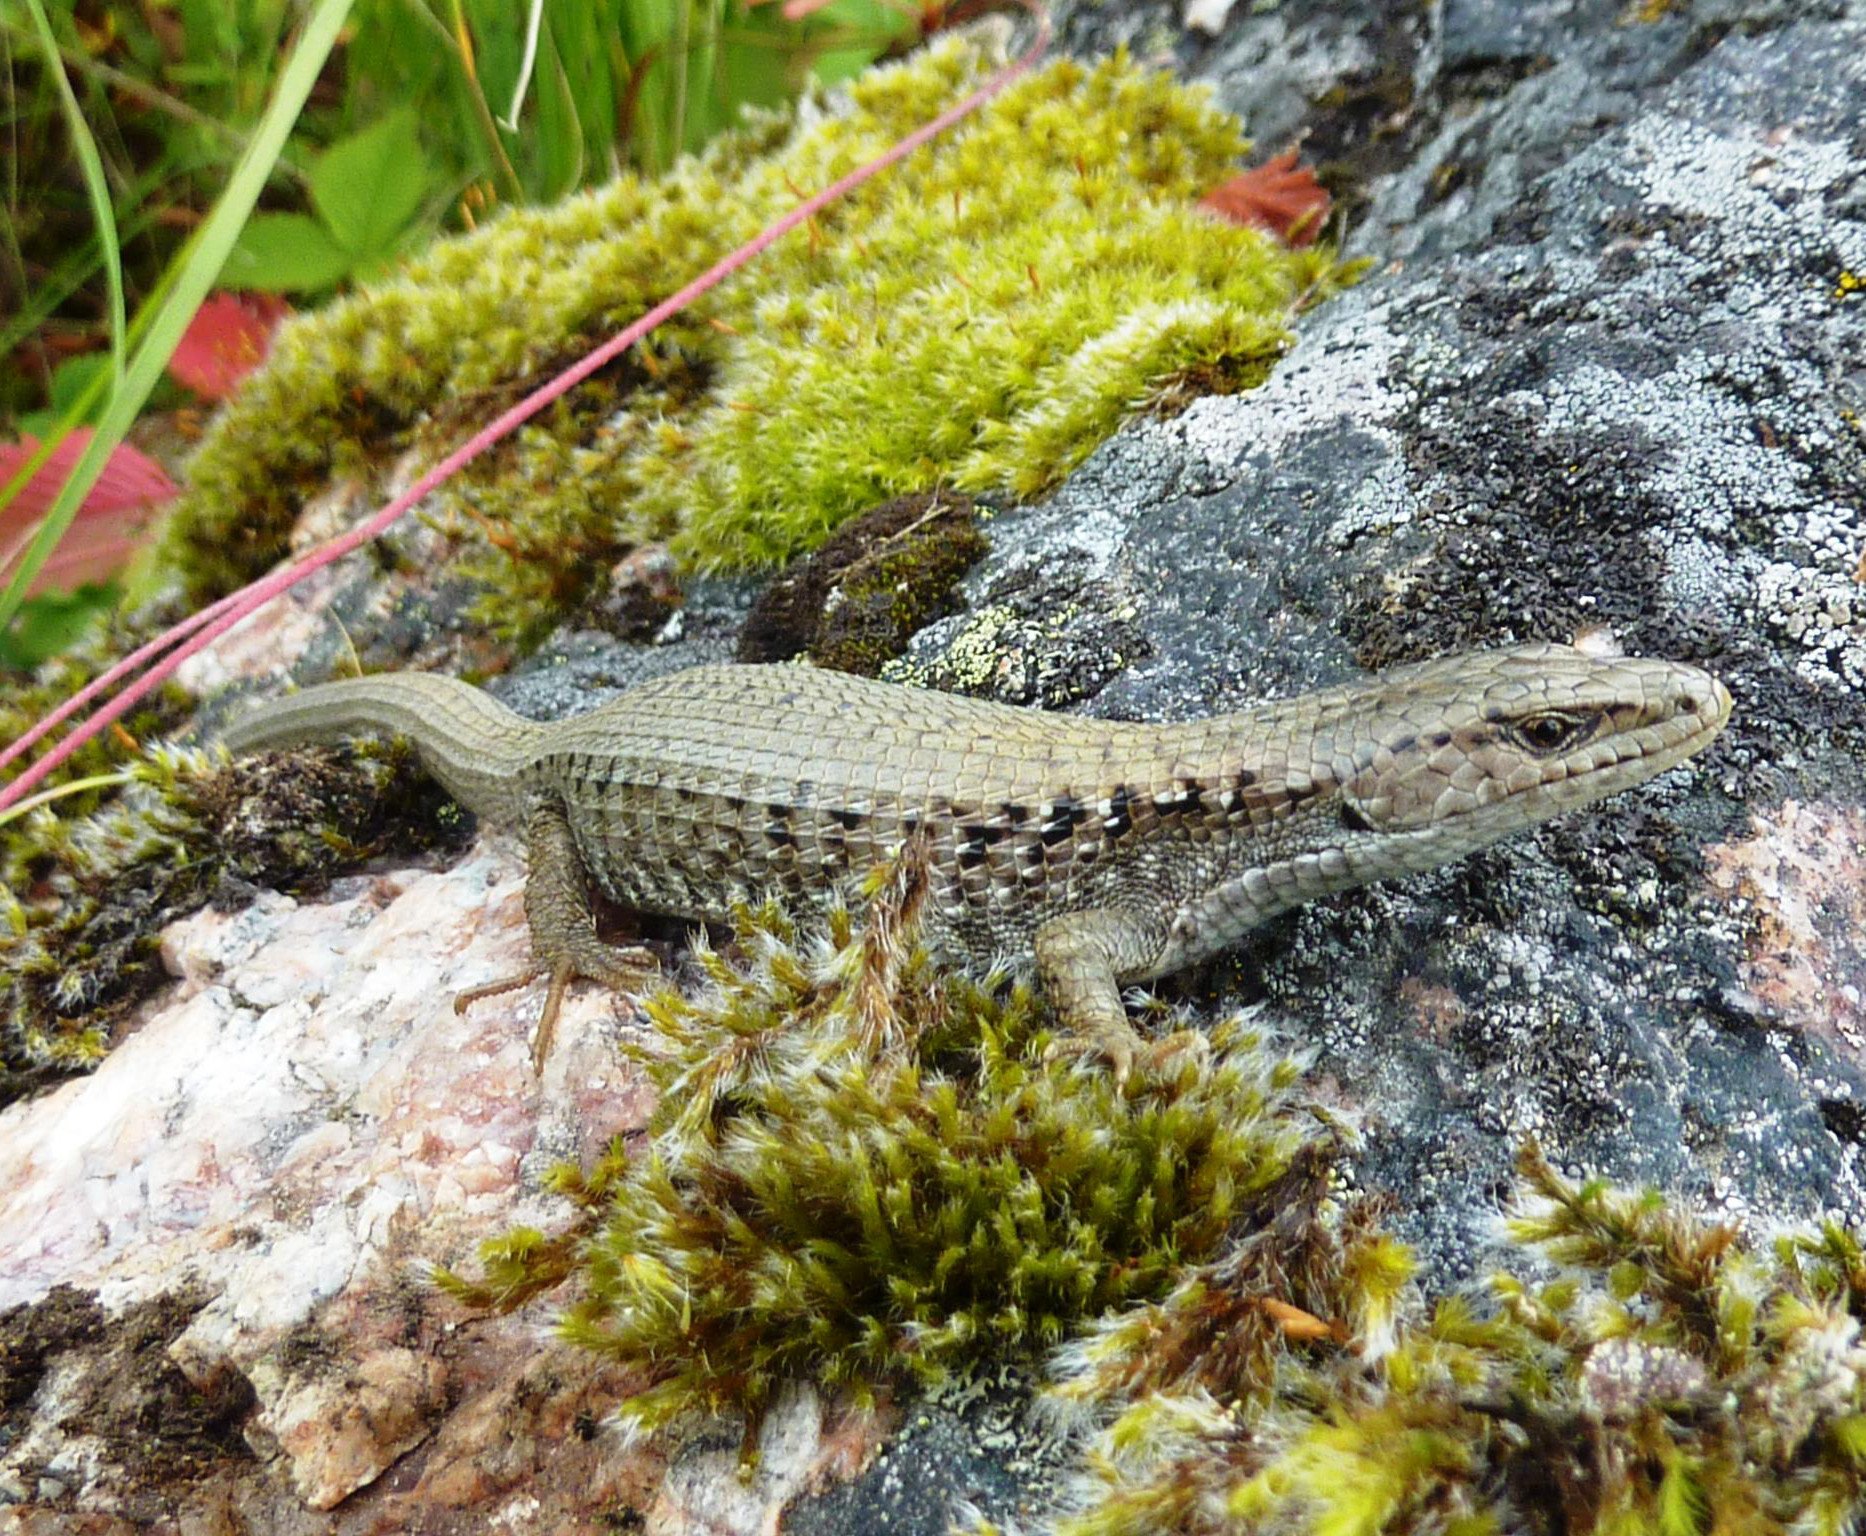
left=435, top=850, right=1328, bottom=1442
left=0, top=737, right=465, bottom=1092
left=160, top=37, right=1359, bottom=642
left=735, top=490, right=989, bottom=674
left=1031, top=1144, right=1866, bottom=1536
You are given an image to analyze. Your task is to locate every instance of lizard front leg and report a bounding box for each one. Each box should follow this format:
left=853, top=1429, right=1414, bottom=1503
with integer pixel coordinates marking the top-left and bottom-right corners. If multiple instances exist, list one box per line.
left=453, top=801, right=658, bottom=1070
left=1034, top=907, right=1185, bottom=1084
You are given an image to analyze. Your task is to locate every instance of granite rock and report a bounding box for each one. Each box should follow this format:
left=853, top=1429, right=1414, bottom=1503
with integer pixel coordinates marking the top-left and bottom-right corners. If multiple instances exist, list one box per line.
left=5, top=0, right=1864, bottom=1530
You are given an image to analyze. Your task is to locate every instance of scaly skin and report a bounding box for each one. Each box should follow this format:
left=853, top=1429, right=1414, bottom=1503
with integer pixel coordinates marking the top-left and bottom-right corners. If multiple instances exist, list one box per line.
left=222, top=644, right=1732, bottom=1073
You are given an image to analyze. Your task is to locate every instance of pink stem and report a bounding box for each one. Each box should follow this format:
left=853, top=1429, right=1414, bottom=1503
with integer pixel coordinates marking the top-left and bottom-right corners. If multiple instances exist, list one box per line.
left=0, top=12, right=1051, bottom=813
left=0, top=587, right=249, bottom=775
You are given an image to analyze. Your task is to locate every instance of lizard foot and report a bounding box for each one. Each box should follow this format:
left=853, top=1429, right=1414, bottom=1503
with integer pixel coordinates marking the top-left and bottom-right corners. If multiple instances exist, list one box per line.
left=454, top=943, right=659, bottom=1072
left=1043, top=1020, right=1147, bottom=1087
left=1043, top=1023, right=1211, bottom=1089
left=1135, top=1028, right=1212, bottom=1077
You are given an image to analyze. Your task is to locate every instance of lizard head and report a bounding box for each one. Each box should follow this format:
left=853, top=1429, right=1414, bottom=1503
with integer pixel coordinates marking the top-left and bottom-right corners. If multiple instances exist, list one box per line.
left=1333, top=643, right=1731, bottom=850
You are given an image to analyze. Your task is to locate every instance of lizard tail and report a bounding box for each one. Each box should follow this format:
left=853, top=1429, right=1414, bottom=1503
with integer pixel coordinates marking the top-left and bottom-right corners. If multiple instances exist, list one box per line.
left=220, top=673, right=541, bottom=820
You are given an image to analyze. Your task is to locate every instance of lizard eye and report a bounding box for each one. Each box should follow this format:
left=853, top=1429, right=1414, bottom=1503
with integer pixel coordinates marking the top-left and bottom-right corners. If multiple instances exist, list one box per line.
left=1510, top=712, right=1595, bottom=756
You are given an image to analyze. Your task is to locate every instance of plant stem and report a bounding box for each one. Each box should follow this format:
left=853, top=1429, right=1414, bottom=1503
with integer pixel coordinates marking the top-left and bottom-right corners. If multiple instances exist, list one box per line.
left=437, top=0, right=524, bottom=206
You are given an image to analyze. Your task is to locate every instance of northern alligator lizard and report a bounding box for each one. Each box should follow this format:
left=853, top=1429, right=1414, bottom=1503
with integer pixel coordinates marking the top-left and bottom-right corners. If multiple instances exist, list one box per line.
left=222, top=643, right=1731, bottom=1075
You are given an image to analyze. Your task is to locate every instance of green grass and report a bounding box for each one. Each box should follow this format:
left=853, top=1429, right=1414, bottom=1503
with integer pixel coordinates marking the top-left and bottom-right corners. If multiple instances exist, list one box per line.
left=3, top=0, right=914, bottom=399
left=0, top=0, right=357, bottom=638
left=1, top=0, right=916, bottom=638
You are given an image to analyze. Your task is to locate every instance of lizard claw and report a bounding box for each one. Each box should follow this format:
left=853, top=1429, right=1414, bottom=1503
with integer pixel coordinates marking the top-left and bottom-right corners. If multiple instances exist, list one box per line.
left=453, top=944, right=659, bottom=1072
left=1136, top=1028, right=1211, bottom=1076
left=1043, top=1021, right=1145, bottom=1087
left=1043, top=1023, right=1211, bottom=1089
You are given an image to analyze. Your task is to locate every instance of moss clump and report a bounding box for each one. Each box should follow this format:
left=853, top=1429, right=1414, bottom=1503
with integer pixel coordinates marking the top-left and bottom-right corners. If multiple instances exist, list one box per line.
left=736, top=490, right=988, bottom=674
left=1025, top=1144, right=1866, bottom=1536
left=0, top=739, right=465, bottom=1092
left=436, top=849, right=1328, bottom=1440
left=160, top=36, right=1358, bottom=642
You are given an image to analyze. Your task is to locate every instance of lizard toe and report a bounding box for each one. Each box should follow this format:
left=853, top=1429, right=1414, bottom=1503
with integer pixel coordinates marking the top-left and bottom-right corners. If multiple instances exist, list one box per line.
left=1043, top=1020, right=1144, bottom=1087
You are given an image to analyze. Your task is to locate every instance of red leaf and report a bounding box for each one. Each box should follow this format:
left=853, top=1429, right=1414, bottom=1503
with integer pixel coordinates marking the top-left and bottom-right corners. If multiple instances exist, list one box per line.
left=1200, top=151, right=1330, bottom=247
left=0, top=430, right=178, bottom=593
left=167, top=291, right=292, bottom=400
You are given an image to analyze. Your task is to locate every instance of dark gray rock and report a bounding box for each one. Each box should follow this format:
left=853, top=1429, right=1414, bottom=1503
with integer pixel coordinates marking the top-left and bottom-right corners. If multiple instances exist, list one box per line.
left=876, top=0, right=1866, bottom=1288
left=786, top=1377, right=1073, bottom=1536
left=490, top=576, right=758, bottom=718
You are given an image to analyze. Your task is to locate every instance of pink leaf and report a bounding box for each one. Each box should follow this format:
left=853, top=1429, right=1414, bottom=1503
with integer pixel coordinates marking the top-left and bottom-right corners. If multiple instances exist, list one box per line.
left=0, top=431, right=179, bottom=593
left=167, top=291, right=292, bottom=400
left=1199, top=151, right=1331, bottom=247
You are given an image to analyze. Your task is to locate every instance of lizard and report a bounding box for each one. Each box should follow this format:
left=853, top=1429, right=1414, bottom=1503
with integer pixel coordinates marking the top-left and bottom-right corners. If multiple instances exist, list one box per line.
left=220, top=641, right=1731, bottom=1077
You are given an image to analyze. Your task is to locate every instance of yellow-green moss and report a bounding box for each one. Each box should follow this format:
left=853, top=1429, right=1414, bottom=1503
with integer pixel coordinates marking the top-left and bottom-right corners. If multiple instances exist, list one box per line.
left=434, top=851, right=1330, bottom=1442
left=1030, top=1145, right=1866, bottom=1536
left=161, top=35, right=1359, bottom=643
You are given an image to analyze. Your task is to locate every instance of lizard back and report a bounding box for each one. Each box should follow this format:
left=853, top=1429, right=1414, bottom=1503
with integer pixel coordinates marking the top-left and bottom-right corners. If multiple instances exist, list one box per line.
left=526, top=664, right=1201, bottom=964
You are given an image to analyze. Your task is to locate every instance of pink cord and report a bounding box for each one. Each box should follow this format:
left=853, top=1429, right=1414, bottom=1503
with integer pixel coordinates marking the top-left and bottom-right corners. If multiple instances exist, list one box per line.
left=0, top=13, right=1051, bottom=814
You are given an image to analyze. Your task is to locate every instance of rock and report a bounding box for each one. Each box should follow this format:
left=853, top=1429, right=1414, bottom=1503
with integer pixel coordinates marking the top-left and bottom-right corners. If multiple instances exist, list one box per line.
left=892, top=0, right=1866, bottom=1280
left=248, top=1347, right=446, bottom=1511
left=0, top=852, right=658, bottom=1528
left=4, top=0, right=1864, bottom=1529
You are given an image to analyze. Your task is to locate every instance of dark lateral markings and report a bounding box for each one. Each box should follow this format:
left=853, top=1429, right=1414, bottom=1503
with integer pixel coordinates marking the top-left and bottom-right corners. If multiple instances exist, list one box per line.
left=953, top=822, right=1013, bottom=869
left=1104, top=785, right=1133, bottom=838
left=1039, top=795, right=1090, bottom=846
left=940, top=772, right=1332, bottom=860
left=1152, top=778, right=1202, bottom=816
left=677, top=768, right=1336, bottom=874
left=631, top=767, right=1335, bottom=870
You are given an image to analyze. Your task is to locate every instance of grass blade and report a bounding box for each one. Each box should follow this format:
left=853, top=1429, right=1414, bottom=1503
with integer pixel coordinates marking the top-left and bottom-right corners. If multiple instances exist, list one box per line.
left=0, top=0, right=358, bottom=636
left=501, top=0, right=546, bottom=132
left=19, top=0, right=124, bottom=387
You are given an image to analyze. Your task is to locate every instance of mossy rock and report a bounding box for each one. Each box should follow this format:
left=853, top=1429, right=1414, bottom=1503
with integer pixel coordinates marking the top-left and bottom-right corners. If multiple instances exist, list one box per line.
left=0, top=740, right=466, bottom=1085
left=159, top=35, right=1359, bottom=645
left=736, top=490, right=988, bottom=674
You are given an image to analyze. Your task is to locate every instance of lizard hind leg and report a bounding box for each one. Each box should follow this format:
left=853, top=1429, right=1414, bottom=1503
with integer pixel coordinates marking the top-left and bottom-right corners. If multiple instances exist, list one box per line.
left=1035, top=907, right=1202, bottom=1086
left=453, top=801, right=658, bottom=1072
